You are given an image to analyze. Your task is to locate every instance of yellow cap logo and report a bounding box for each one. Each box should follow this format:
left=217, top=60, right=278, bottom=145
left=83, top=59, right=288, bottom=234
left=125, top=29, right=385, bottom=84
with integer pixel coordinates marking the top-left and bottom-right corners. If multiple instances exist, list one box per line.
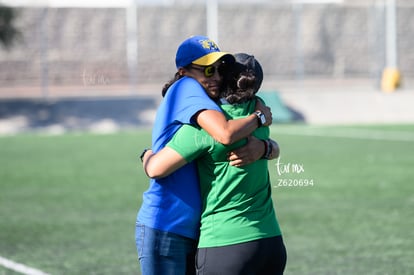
left=200, top=39, right=219, bottom=51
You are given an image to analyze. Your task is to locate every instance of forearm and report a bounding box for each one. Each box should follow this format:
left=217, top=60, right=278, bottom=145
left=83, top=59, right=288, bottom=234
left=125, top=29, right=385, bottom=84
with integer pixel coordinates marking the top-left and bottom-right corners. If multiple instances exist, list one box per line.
left=142, top=148, right=187, bottom=179
left=196, top=110, right=260, bottom=145
left=227, top=137, right=280, bottom=166
left=218, top=114, right=261, bottom=144
left=196, top=98, right=272, bottom=145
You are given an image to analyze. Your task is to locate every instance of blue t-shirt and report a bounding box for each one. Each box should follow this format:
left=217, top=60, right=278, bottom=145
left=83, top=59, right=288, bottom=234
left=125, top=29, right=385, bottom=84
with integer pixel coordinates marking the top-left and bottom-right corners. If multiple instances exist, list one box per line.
left=137, top=76, right=222, bottom=239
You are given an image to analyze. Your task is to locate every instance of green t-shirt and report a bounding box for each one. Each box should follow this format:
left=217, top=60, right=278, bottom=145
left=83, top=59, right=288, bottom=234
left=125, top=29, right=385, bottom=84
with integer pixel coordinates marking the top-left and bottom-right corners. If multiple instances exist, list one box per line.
left=167, top=99, right=281, bottom=247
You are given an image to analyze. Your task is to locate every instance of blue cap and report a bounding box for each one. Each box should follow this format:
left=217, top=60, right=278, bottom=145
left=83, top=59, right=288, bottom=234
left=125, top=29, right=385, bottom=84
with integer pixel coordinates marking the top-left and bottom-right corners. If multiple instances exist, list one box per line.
left=175, top=35, right=234, bottom=68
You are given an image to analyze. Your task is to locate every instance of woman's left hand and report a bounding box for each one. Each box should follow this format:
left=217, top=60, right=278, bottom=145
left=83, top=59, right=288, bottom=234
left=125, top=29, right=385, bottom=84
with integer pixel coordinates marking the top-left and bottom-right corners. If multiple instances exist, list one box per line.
left=227, top=136, right=264, bottom=167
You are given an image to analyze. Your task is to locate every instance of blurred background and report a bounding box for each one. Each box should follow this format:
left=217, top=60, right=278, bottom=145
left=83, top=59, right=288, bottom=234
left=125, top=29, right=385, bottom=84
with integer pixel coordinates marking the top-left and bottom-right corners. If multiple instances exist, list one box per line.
left=0, top=0, right=413, bottom=134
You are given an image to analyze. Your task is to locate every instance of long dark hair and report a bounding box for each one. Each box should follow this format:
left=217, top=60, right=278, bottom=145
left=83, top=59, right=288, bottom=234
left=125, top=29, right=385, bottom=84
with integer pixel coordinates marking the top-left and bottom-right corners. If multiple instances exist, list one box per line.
left=221, top=53, right=263, bottom=104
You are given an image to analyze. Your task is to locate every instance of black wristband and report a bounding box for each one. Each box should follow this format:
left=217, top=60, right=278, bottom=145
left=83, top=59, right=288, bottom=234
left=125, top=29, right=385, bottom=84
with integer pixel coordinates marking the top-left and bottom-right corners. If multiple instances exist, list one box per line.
left=267, top=140, right=273, bottom=159
left=261, top=140, right=268, bottom=159
left=261, top=139, right=273, bottom=160
left=140, top=148, right=150, bottom=162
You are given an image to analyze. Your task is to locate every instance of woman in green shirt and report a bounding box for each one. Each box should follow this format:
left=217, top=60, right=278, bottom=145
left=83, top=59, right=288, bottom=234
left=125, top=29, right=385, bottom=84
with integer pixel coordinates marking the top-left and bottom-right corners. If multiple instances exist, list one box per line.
left=142, top=53, right=286, bottom=275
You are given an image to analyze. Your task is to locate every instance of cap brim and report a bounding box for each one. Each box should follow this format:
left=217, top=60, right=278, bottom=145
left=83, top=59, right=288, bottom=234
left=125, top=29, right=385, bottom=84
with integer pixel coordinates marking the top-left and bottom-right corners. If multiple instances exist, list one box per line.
left=192, top=52, right=235, bottom=66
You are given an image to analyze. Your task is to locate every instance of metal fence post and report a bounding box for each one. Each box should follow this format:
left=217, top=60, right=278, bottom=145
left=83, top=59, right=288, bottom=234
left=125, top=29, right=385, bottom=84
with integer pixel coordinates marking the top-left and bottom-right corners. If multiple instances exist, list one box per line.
left=206, top=0, right=218, bottom=43
left=40, top=7, right=49, bottom=99
left=126, top=0, right=138, bottom=94
left=293, top=3, right=304, bottom=81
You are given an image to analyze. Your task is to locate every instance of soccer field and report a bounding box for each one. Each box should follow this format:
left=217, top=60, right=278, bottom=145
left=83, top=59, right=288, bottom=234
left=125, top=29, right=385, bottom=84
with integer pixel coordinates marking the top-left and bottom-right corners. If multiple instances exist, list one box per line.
left=1, top=124, right=413, bottom=275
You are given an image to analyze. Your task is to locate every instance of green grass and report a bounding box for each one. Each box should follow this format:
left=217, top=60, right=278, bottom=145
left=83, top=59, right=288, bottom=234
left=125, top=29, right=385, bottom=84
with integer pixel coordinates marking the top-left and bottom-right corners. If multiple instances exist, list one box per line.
left=0, top=131, right=150, bottom=275
left=1, top=125, right=413, bottom=274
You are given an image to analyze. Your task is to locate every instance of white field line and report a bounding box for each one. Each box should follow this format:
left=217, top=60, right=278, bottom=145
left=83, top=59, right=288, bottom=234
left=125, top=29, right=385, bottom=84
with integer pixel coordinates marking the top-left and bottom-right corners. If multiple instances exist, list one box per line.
left=276, top=127, right=414, bottom=142
left=0, top=256, right=51, bottom=275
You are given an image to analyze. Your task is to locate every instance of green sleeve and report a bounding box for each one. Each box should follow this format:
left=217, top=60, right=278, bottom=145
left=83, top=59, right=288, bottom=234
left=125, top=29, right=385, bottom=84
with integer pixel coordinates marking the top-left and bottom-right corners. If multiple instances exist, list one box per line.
left=166, top=124, right=212, bottom=163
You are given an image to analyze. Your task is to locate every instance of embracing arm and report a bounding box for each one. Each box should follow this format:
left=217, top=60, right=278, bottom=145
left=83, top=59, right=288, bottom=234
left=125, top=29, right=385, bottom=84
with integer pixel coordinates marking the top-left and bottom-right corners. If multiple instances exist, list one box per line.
left=196, top=99, right=272, bottom=145
left=227, top=136, right=280, bottom=167
left=142, top=148, right=188, bottom=179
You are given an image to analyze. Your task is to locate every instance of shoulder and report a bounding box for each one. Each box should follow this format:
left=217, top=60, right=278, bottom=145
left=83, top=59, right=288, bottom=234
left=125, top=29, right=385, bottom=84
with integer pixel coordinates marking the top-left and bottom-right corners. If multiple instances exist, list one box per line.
left=166, top=77, right=207, bottom=99
left=220, top=100, right=256, bottom=118
left=175, top=76, right=203, bottom=90
left=174, top=124, right=206, bottom=141
left=255, top=95, right=266, bottom=105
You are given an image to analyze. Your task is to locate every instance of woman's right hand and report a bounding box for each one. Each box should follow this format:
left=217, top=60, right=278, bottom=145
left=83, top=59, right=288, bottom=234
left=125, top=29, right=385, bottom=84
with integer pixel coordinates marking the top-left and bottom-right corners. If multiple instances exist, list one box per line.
left=255, top=99, right=273, bottom=126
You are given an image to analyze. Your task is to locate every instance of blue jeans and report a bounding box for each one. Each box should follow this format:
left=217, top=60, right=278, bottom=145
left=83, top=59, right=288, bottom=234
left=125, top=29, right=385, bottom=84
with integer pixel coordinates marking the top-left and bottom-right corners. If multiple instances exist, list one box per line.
left=135, top=222, right=197, bottom=275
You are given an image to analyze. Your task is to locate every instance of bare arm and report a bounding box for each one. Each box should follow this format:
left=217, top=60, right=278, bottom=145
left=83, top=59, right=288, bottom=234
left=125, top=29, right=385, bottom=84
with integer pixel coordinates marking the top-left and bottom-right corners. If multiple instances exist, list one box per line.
left=142, top=99, right=274, bottom=177
left=142, top=148, right=188, bottom=179
left=196, top=99, right=272, bottom=145
left=227, top=136, right=280, bottom=167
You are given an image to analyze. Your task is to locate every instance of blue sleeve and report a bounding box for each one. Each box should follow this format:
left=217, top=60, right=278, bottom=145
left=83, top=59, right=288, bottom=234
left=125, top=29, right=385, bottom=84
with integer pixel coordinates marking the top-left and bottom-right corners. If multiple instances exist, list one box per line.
left=151, top=77, right=222, bottom=152
left=166, top=77, right=222, bottom=124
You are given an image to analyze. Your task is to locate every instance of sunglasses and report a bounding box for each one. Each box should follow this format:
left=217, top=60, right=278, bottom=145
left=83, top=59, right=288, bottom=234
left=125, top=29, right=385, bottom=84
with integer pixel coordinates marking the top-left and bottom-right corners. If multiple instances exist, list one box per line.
left=190, top=63, right=227, bottom=78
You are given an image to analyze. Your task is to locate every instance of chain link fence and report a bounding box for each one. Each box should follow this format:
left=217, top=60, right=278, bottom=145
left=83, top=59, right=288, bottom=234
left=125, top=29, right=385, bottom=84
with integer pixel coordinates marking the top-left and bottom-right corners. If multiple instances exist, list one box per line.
left=0, top=0, right=413, bottom=97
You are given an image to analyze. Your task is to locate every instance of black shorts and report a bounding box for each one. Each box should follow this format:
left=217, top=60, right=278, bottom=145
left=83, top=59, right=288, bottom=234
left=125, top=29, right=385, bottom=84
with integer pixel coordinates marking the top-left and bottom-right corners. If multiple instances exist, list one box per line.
left=195, top=235, right=287, bottom=275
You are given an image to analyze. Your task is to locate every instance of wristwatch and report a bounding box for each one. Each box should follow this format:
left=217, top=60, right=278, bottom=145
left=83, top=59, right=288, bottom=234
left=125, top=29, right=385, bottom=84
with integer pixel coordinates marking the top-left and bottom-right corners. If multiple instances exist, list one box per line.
left=254, top=111, right=266, bottom=127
